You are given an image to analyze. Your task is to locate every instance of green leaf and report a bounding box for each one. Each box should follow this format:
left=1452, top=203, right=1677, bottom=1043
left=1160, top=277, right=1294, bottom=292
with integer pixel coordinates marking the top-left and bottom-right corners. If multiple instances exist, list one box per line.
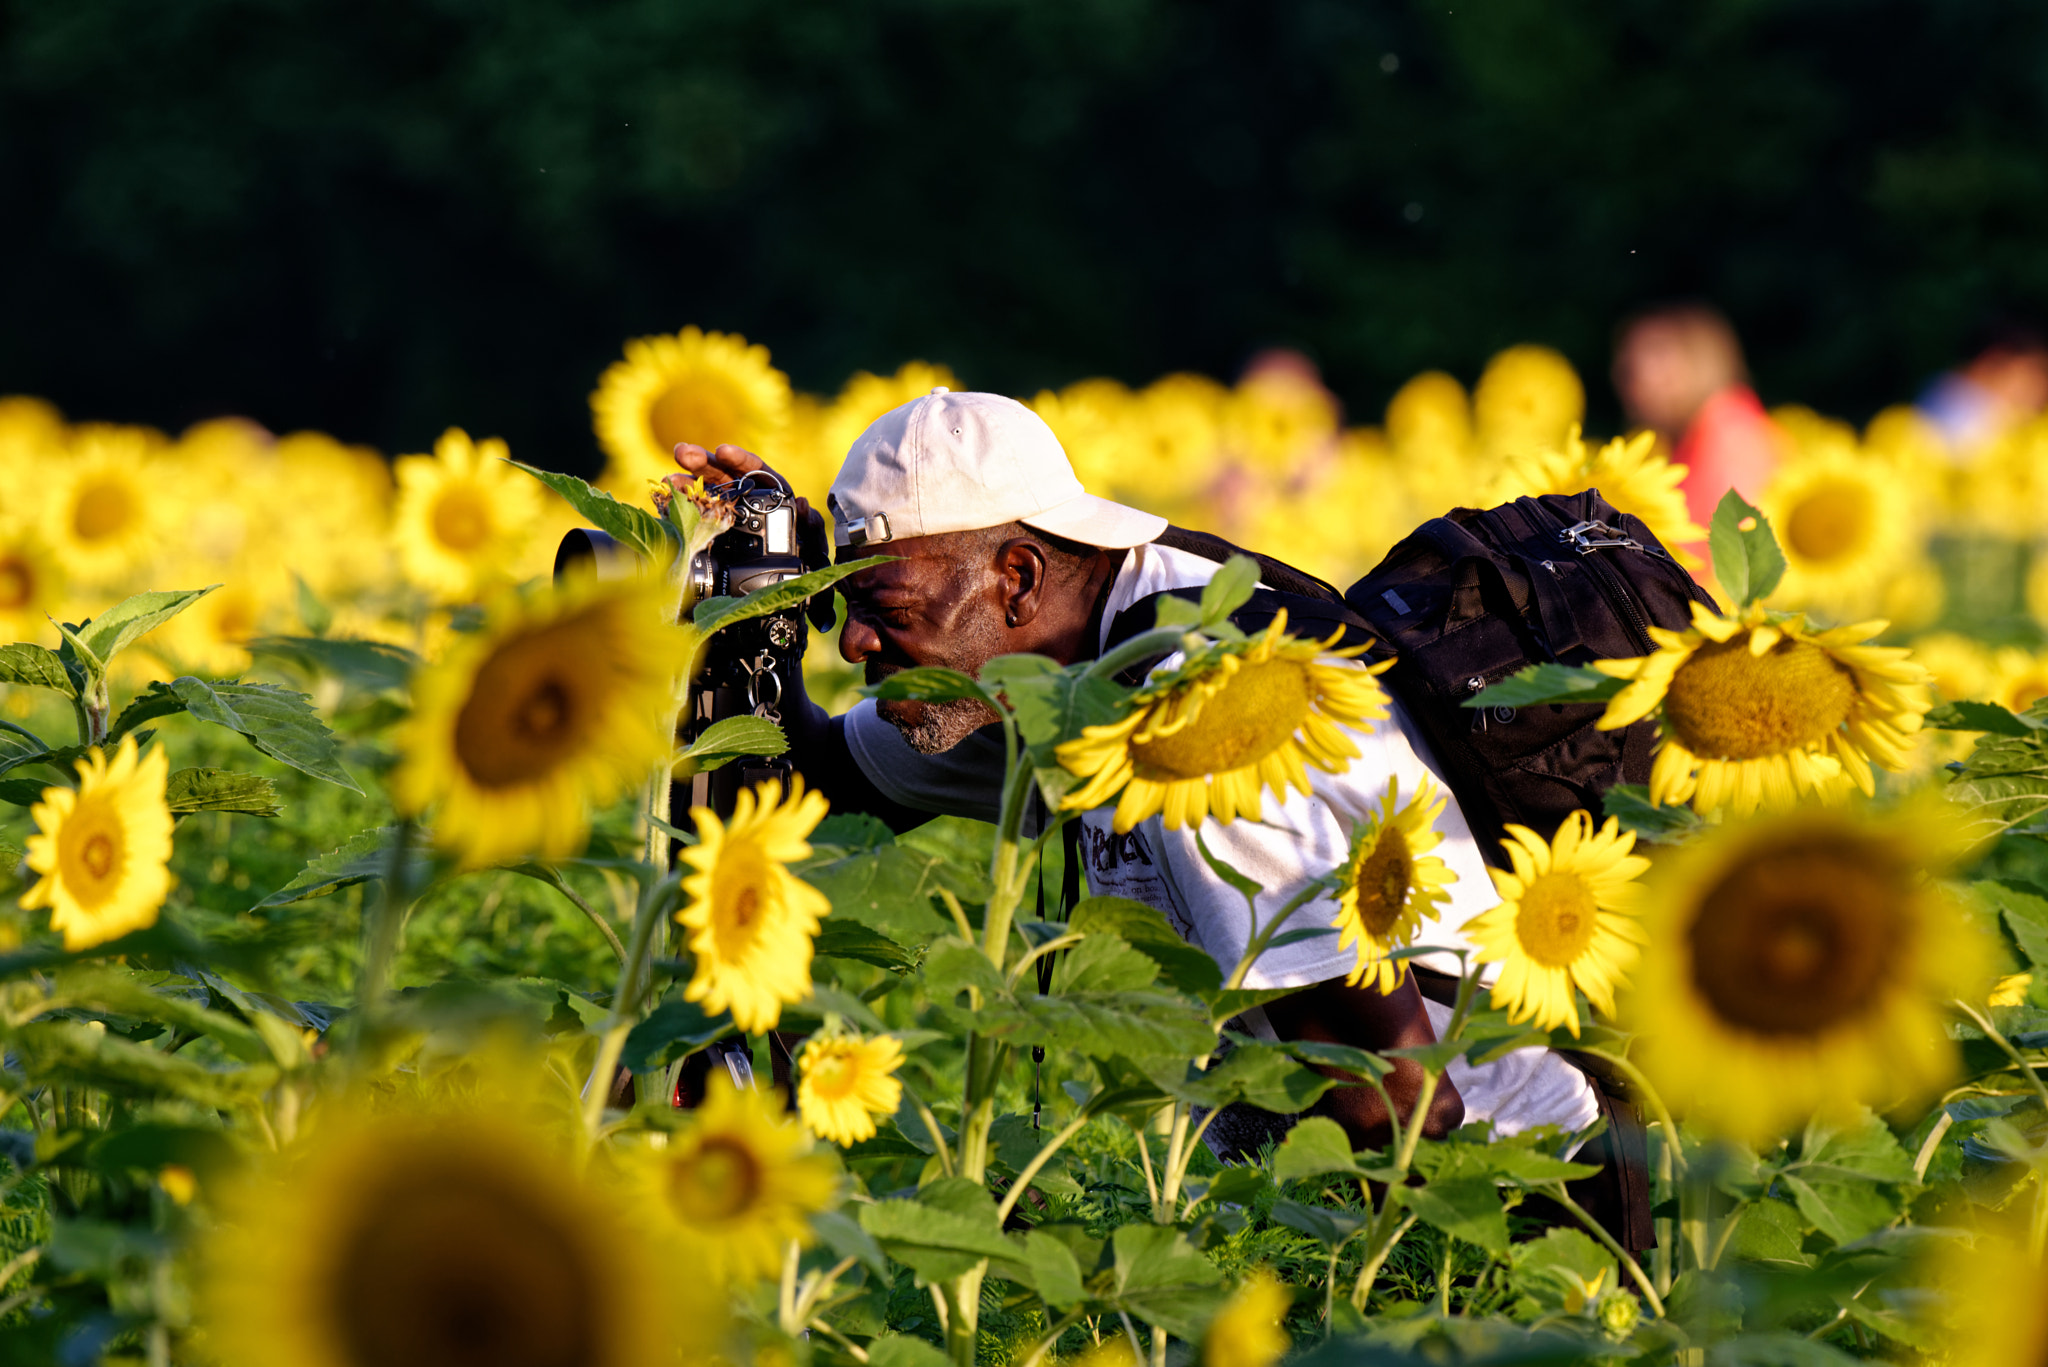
left=0, top=643, right=76, bottom=698
left=52, top=968, right=272, bottom=1063
left=293, top=573, right=333, bottom=637
left=1069, top=898, right=1223, bottom=995
left=864, top=665, right=1003, bottom=714
left=1719, top=1197, right=1813, bottom=1268
left=1199, top=554, right=1261, bottom=625
left=1395, top=1175, right=1508, bottom=1254
left=692, top=556, right=893, bottom=638
left=1601, top=782, right=1703, bottom=843
left=1709, top=487, right=1788, bottom=607
left=800, top=844, right=985, bottom=941
left=7, top=1018, right=277, bottom=1110
left=77, top=588, right=219, bottom=669
left=0, top=777, right=45, bottom=806
left=1466, top=663, right=1624, bottom=711
left=677, top=715, right=787, bottom=773
left=1507, top=1227, right=1615, bottom=1316
left=1926, top=699, right=2044, bottom=735
left=814, top=918, right=917, bottom=972
left=253, top=827, right=397, bottom=908
left=0, top=740, right=92, bottom=781
left=1262, top=1037, right=1394, bottom=1078
left=164, top=768, right=282, bottom=818
left=620, top=999, right=735, bottom=1070
left=1020, top=1230, right=1088, bottom=1309
left=509, top=460, right=677, bottom=563
left=979, top=653, right=1126, bottom=750
left=1271, top=1115, right=1368, bottom=1183
left=858, top=1177, right=1017, bottom=1282
left=1148, top=1043, right=1335, bottom=1114
left=866, top=1337, right=955, bottom=1367
left=1049, top=932, right=1159, bottom=995
left=247, top=635, right=417, bottom=692
left=1267, top=1198, right=1367, bottom=1249
left=163, top=678, right=360, bottom=791
left=1106, top=1223, right=1223, bottom=1338
left=1769, top=1109, right=1916, bottom=1246
left=1975, top=880, right=2048, bottom=971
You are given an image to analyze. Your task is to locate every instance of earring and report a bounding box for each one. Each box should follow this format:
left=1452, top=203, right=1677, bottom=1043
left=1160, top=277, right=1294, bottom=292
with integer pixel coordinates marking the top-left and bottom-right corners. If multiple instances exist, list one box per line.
left=1005, top=611, right=1018, bottom=627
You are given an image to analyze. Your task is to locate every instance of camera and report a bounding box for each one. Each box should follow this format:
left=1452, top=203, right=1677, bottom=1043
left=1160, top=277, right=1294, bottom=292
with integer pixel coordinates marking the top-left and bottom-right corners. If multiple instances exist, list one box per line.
left=554, top=468, right=827, bottom=822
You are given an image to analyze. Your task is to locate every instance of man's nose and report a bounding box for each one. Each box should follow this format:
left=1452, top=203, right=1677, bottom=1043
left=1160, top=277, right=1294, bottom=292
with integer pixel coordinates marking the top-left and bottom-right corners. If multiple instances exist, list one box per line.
left=839, top=615, right=881, bottom=664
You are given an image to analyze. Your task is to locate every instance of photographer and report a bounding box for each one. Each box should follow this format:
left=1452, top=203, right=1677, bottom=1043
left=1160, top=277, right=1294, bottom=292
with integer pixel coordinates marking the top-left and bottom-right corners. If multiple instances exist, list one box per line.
left=672, top=389, right=1597, bottom=1157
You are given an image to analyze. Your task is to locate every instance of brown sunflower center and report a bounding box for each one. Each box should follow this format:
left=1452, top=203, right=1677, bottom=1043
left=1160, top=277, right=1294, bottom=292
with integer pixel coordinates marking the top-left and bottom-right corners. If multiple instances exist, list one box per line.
left=667, top=1136, right=762, bottom=1223
left=712, top=858, right=769, bottom=956
left=0, top=557, right=33, bottom=608
left=73, top=480, right=135, bottom=543
left=1348, top=826, right=1414, bottom=937
left=2005, top=671, right=2048, bottom=716
left=431, top=488, right=494, bottom=553
left=1514, top=871, right=1599, bottom=968
left=1662, top=637, right=1856, bottom=760
left=649, top=380, right=742, bottom=453
left=1784, top=479, right=1874, bottom=564
left=333, top=1169, right=599, bottom=1367
left=1687, top=835, right=1910, bottom=1037
left=1129, top=658, right=1312, bottom=780
left=452, top=619, right=606, bottom=789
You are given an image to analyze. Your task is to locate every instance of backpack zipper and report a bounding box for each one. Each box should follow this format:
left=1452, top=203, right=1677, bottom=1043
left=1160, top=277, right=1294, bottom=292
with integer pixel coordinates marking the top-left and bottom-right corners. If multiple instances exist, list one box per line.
left=1576, top=547, right=1655, bottom=655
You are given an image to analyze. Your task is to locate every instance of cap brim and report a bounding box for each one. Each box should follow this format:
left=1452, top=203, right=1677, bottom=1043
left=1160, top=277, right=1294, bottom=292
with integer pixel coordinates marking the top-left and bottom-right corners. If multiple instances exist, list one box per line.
left=1021, top=492, right=1169, bottom=550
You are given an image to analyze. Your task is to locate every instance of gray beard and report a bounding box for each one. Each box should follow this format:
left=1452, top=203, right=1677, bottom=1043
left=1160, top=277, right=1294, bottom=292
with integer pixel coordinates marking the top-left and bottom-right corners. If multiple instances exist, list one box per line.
left=889, top=696, right=1001, bottom=754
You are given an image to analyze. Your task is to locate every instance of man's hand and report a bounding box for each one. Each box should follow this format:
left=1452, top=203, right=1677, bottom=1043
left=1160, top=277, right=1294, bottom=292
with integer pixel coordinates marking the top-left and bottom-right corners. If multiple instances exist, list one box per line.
left=668, top=441, right=769, bottom=491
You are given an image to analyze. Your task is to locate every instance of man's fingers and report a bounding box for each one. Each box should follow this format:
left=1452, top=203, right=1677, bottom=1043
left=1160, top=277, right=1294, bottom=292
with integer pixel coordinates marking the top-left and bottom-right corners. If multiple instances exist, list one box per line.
left=671, top=441, right=765, bottom=485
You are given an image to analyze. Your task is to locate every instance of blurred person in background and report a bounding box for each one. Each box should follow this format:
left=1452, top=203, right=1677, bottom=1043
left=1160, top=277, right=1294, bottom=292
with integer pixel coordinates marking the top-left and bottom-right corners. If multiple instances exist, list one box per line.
left=1612, top=303, right=1780, bottom=559
left=1916, top=316, right=2048, bottom=462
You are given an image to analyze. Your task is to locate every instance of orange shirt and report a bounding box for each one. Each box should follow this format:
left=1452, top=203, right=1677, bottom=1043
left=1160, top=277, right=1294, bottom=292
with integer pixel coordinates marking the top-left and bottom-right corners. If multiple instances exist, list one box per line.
left=1674, top=385, right=1781, bottom=560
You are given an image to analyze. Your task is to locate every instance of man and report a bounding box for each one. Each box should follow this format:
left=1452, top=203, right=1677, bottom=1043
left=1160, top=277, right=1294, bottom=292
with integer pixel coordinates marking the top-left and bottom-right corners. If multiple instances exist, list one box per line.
left=673, top=388, right=1596, bottom=1154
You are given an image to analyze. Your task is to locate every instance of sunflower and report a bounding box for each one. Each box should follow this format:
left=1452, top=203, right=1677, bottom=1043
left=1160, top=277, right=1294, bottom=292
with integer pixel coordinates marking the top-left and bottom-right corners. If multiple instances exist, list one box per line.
left=391, top=574, right=684, bottom=869
left=1912, top=632, right=1997, bottom=704
left=150, top=561, right=286, bottom=677
left=1329, top=776, right=1457, bottom=993
left=1489, top=426, right=1708, bottom=567
left=590, top=326, right=792, bottom=496
left=1988, top=646, right=2048, bottom=718
left=1223, top=359, right=1340, bottom=467
left=275, top=431, right=396, bottom=595
left=1202, top=1270, right=1291, bottom=1367
left=0, top=527, right=64, bottom=646
left=202, top=1108, right=699, bottom=1367
left=19, top=736, right=173, bottom=951
left=1124, top=373, right=1229, bottom=504
left=1473, top=344, right=1584, bottom=462
left=1923, top=1234, right=2048, bottom=1367
left=676, top=778, right=831, bottom=1033
left=392, top=428, right=541, bottom=602
left=1990, top=972, right=2033, bottom=1007
left=1058, top=611, right=1391, bottom=833
left=1463, top=812, right=1649, bottom=1037
left=622, top=1075, right=838, bottom=1283
left=795, top=1032, right=906, bottom=1145
left=41, top=426, right=161, bottom=586
left=1591, top=600, right=1931, bottom=816
left=1758, top=446, right=1918, bottom=619
left=1031, top=378, right=1136, bottom=495
left=1627, top=803, right=1986, bottom=1142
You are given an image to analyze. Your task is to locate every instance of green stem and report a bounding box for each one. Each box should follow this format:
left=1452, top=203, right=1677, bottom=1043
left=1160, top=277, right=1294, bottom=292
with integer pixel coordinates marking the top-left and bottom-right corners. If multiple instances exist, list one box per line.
left=1956, top=999, right=2048, bottom=1116
left=357, top=819, right=417, bottom=1017
left=528, top=868, right=628, bottom=965
left=1348, top=1209, right=1419, bottom=1311
left=1018, top=1311, right=1087, bottom=1367
left=1220, top=880, right=1331, bottom=992
left=580, top=876, right=675, bottom=1139
left=1582, top=1048, right=1690, bottom=1178
left=995, top=1109, right=1094, bottom=1225
left=1154, top=1102, right=1193, bottom=1220
left=1392, top=1070, right=1442, bottom=1176
left=1544, top=1182, right=1666, bottom=1318
left=1084, top=625, right=1200, bottom=684
left=980, top=730, right=1035, bottom=972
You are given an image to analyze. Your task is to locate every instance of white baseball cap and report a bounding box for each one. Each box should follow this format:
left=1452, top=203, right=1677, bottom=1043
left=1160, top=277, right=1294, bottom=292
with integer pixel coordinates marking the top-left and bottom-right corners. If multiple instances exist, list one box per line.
left=828, top=389, right=1169, bottom=550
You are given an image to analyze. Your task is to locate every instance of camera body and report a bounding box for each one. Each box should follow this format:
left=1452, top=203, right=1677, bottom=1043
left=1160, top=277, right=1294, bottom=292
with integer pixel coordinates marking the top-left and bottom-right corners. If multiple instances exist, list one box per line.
left=680, top=471, right=816, bottom=819
left=553, top=470, right=822, bottom=821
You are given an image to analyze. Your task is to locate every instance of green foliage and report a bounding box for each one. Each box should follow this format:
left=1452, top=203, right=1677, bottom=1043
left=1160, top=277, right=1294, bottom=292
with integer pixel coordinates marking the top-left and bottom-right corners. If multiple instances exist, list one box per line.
left=677, top=715, right=787, bottom=773
left=1465, top=664, right=1623, bottom=711
left=1709, top=489, right=1788, bottom=608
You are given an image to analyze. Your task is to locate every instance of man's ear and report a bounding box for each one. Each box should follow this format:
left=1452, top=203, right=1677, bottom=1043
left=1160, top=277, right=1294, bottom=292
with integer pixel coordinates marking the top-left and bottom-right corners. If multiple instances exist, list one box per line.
left=996, top=538, right=1050, bottom=630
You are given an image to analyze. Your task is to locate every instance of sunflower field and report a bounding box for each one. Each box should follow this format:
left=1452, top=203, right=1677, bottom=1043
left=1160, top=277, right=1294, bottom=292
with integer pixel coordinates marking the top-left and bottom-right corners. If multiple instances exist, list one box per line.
left=3, top=323, right=2048, bottom=1367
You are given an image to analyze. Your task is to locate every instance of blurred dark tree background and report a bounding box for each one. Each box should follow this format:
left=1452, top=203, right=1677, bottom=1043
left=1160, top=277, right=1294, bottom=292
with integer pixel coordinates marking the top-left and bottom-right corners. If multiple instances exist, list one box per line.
left=4, top=0, right=2046, bottom=475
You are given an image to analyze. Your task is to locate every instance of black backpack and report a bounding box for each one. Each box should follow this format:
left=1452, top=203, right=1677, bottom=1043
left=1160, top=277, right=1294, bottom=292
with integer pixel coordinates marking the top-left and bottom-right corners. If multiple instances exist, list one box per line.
left=1104, top=490, right=1716, bottom=867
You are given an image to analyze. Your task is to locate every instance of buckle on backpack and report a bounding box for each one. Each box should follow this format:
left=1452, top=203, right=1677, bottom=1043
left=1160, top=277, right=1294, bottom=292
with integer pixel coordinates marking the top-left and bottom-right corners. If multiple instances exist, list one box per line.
left=1558, top=520, right=1642, bottom=554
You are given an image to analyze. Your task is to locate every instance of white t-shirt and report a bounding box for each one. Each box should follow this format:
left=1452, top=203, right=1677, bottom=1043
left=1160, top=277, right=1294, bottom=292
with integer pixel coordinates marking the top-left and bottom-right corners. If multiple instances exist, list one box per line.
left=842, top=541, right=1597, bottom=1138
